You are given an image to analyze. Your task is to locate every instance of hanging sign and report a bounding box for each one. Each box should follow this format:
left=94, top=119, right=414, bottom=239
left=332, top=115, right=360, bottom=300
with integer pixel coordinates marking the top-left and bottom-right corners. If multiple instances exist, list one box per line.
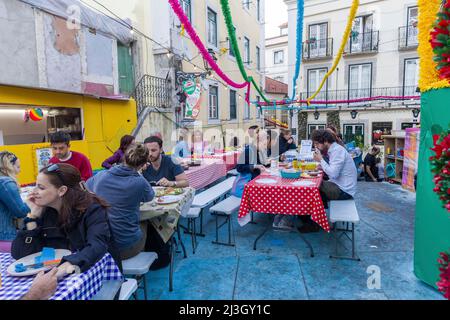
left=183, top=79, right=202, bottom=119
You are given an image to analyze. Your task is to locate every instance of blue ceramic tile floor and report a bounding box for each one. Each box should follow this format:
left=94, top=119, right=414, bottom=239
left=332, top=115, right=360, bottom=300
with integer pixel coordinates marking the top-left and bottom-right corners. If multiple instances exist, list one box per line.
left=137, top=181, right=445, bottom=300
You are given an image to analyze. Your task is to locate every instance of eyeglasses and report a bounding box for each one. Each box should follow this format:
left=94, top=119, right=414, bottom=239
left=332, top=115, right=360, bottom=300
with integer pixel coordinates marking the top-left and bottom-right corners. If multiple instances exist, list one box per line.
left=46, top=164, right=66, bottom=185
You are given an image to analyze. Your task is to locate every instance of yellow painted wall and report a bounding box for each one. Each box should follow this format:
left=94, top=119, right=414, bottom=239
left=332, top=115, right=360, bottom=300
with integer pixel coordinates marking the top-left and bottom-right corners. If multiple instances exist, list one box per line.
left=0, top=85, right=137, bottom=185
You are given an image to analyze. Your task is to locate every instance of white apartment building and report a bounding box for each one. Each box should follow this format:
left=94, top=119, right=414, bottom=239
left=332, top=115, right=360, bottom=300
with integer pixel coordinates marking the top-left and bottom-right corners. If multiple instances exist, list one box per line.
left=265, top=23, right=289, bottom=85
left=284, top=0, right=420, bottom=149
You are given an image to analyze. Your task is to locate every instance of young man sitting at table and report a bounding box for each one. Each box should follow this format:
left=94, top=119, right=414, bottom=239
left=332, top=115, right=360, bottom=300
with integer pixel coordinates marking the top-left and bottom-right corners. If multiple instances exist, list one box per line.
left=296, top=129, right=357, bottom=233
left=363, top=146, right=381, bottom=182
left=48, top=132, right=93, bottom=182
left=143, top=136, right=189, bottom=188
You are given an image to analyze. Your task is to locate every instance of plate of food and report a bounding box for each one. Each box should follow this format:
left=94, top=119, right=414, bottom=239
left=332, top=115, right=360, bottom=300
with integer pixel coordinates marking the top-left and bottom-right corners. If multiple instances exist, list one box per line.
left=156, top=195, right=183, bottom=205
left=306, top=170, right=321, bottom=177
left=7, top=249, right=71, bottom=277
left=154, top=187, right=185, bottom=197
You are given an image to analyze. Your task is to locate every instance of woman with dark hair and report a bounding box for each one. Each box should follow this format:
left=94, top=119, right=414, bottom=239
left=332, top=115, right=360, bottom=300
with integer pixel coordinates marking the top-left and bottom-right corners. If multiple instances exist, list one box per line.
left=11, top=163, right=121, bottom=278
left=326, top=125, right=345, bottom=147
left=87, top=143, right=154, bottom=260
left=102, top=134, right=135, bottom=169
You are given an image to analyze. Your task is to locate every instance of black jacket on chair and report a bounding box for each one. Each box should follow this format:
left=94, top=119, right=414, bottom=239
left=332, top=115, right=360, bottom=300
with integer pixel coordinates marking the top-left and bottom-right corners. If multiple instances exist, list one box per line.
left=11, top=203, right=122, bottom=272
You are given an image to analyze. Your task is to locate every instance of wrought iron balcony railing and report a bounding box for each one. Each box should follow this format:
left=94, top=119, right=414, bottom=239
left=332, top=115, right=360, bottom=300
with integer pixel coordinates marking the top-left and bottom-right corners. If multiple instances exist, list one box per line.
left=399, top=25, right=419, bottom=49
left=345, top=30, right=379, bottom=54
left=133, top=75, right=171, bottom=117
left=300, top=86, right=419, bottom=105
left=303, top=38, right=333, bottom=60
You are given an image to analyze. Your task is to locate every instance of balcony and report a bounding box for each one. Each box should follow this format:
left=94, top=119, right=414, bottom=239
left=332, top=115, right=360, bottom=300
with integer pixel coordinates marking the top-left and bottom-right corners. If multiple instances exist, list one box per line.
left=300, top=86, right=420, bottom=105
left=399, top=25, right=419, bottom=50
left=303, top=38, right=333, bottom=61
left=133, top=75, right=171, bottom=117
left=344, top=31, right=379, bottom=55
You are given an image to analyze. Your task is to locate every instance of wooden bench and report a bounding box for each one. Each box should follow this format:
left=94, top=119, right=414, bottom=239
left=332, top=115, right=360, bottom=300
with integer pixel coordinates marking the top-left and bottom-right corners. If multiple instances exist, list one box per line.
left=122, top=252, right=158, bottom=299
left=190, top=177, right=236, bottom=236
left=209, top=195, right=242, bottom=246
left=329, top=200, right=360, bottom=261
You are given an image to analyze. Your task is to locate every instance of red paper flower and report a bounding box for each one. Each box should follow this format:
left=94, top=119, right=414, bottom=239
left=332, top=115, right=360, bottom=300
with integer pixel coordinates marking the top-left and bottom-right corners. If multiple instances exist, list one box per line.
left=430, top=128, right=450, bottom=213
left=437, top=252, right=450, bottom=300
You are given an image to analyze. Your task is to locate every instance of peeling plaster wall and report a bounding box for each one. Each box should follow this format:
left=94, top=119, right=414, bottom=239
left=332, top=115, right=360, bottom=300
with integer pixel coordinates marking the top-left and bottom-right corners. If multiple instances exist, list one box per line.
left=0, top=0, right=39, bottom=87
left=44, top=14, right=82, bottom=93
left=0, top=0, right=122, bottom=97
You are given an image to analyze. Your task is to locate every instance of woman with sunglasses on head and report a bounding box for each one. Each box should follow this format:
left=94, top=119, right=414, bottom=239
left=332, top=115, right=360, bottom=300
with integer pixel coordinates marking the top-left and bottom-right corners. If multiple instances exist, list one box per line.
left=0, top=151, right=30, bottom=253
left=11, top=163, right=121, bottom=279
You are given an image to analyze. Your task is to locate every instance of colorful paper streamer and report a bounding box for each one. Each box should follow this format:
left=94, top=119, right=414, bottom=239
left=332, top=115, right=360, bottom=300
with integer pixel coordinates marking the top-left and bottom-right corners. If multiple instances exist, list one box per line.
left=168, top=0, right=250, bottom=103
left=219, top=0, right=270, bottom=104
left=290, top=0, right=304, bottom=101
left=306, top=0, right=360, bottom=104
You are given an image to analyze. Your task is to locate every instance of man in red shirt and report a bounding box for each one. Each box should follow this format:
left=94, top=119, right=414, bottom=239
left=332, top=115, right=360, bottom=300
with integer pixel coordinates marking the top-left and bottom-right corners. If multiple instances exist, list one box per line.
left=48, top=132, right=93, bottom=181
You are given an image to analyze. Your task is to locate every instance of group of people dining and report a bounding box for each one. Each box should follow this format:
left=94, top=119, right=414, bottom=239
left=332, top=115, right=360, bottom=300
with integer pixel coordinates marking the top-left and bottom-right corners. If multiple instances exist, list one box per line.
left=235, top=124, right=358, bottom=233
left=0, top=131, right=191, bottom=299
left=0, top=123, right=362, bottom=299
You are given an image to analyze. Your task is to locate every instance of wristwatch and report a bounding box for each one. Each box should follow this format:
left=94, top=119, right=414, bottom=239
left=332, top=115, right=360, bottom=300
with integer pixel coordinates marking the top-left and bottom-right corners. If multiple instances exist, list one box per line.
left=173, top=181, right=178, bottom=187
left=23, top=216, right=38, bottom=225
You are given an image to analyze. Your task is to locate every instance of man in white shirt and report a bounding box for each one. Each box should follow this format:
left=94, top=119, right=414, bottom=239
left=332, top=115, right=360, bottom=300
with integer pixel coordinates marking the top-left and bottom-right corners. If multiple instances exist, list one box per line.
left=313, top=129, right=357, bottom=201
left=298, top=130, right=357, bottom=233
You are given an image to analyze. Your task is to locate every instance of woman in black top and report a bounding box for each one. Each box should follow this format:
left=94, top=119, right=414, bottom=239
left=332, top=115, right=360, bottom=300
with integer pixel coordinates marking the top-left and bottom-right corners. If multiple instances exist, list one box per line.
left=237, top=130, right=269, bottom=179
left=12, top=163, right=120, bottom=278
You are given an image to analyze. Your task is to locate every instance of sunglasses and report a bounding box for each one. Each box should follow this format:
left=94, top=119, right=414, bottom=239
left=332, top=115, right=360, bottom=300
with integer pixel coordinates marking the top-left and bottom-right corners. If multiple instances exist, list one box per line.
left=46, top=164, right=66, bottom=185
left=0, top=152, right=17, bottom=165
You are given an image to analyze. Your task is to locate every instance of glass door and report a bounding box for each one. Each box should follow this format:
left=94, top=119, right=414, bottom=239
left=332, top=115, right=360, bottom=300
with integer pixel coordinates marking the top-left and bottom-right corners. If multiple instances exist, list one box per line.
left=308, top=68, right=328, bottom=100
left=407, top=6, right=418, bottom=46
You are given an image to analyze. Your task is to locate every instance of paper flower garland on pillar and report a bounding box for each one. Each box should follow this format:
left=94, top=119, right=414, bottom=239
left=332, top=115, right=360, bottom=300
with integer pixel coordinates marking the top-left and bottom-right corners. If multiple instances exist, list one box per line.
left=437, top=251, right=450, bottom=300
left=430, top=0, right=450, bottom=81
left=430, top=126, right=450, bottom=212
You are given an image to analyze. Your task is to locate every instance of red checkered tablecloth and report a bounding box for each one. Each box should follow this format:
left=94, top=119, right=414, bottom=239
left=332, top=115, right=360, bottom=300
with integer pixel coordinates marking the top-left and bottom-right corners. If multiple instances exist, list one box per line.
left=238, top=174, right=330, bottom=232
left=201, top=151, right=241, bottom=171
left=185, top=158, right=228, bottom=190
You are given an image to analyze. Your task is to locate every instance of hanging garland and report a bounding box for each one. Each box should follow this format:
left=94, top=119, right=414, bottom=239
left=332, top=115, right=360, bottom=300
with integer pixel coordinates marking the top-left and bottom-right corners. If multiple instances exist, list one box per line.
left=290, top=0, right=304, bottom=101
left=306, top=0, right=360, bottom=104
left=430, top=0, right=450, bottom=81
left=418, top=0, right=450, bottom=92
left=430, top=125, right=450, bottom=212
left=437, top=251, right=450, bottom=300
left=167, top=0, right=251, bottom=103
left=219, top=0, right=269, bottom=104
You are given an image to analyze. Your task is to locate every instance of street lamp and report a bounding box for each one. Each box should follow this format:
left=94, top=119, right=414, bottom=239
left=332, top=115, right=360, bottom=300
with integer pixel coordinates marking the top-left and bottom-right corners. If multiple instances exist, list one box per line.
left=203, top=49, right=217, bottom=74
left=350, top=110, right=358, bottom=119
left=314, top=110, right=320, bottom=120
left=412, top=108, right=420, bottom=118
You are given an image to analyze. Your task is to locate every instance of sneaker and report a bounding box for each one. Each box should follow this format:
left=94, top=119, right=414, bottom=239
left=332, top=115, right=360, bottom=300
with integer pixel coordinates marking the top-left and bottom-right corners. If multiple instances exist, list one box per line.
left=275, top=216, right=295, bottom=231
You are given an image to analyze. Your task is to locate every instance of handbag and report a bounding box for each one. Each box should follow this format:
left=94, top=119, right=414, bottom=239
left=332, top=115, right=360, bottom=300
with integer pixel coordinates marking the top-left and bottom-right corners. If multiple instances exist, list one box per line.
left=230, top=173, right=252, bottom=198
left=11, top=226, right=62, bottom=260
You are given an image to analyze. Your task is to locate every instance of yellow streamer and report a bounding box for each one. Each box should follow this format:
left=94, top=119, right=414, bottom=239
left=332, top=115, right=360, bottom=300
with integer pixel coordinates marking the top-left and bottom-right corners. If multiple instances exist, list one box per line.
left=306, top=0, right=360, bottom=104
left=418, top=0, right=450, bottom=92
